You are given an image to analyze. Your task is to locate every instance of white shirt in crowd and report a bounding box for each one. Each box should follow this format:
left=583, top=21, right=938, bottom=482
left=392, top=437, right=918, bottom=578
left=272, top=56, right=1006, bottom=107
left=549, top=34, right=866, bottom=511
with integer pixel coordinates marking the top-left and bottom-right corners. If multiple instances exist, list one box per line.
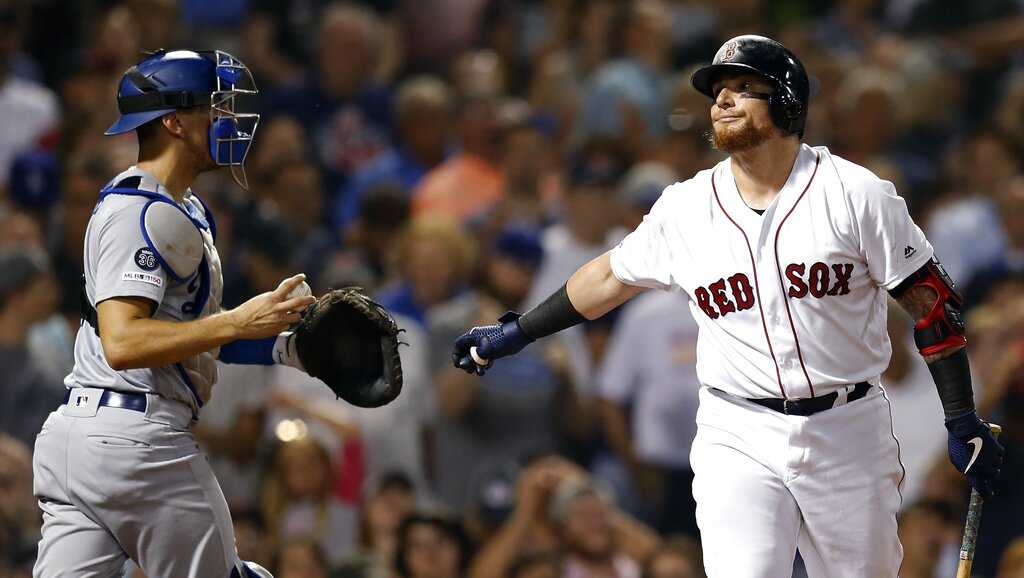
left=597, top=289, right=700, bottom=469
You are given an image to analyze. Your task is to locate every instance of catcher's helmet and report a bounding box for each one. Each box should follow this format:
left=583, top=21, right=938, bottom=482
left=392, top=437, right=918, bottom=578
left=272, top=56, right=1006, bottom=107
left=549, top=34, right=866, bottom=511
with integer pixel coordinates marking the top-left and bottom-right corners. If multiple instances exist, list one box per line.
left=691, top=35, right=809, bottom=136
left=106, top=49, right=260, bottom=188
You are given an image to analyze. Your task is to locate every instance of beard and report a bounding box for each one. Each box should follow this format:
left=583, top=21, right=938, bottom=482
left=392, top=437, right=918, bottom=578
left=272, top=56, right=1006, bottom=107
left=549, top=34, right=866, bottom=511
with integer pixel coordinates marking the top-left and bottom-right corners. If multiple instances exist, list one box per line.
left=709, top=117, right=776, bottom=153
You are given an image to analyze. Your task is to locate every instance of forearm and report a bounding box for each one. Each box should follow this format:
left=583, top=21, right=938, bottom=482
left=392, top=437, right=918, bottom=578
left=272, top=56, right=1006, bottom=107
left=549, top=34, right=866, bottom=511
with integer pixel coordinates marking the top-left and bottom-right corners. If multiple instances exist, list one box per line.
left=565, top=253, right=645, bottom=321
left=892, top=268, right=974, bottom=417
left=598, top=398, right=637, bottom=464
left=436, top=367, right=480, bottom=419
left=467, top=512, right=532, bottom=578
left=610, top=510, right=662, bottom=562
left=103, top=310, right=239, bottom=370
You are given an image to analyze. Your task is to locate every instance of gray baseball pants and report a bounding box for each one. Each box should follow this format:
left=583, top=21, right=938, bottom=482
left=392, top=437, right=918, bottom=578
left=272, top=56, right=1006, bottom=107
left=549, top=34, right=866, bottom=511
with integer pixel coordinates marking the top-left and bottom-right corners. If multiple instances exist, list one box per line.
left=32, top=388, right=239, bottom=578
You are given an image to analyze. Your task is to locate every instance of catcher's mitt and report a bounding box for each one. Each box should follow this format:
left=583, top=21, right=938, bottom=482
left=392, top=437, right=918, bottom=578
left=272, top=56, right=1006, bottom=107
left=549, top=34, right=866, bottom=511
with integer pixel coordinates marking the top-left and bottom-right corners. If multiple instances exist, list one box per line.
left=294, top=287, right=403, bottom=408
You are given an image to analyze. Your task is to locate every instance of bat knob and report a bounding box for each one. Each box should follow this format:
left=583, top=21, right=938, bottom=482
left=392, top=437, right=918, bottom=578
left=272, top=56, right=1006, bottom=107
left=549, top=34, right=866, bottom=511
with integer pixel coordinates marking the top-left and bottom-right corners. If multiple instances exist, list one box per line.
left=470, top=346, right=489, bottom=366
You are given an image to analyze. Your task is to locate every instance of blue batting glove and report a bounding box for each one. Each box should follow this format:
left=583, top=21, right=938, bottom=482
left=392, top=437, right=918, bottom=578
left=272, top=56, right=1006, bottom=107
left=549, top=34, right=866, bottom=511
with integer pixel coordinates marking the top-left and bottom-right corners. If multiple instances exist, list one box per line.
left=452, top=311, right=534, bottom=375
left=945, top=411, right=1004, bottom=498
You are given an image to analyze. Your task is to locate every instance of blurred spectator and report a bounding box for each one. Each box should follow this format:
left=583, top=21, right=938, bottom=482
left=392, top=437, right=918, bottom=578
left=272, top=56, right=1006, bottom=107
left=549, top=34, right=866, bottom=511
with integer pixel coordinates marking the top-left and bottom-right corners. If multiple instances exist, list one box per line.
left=578, top=0, right=673, bottom=150
left=508, top=552, right=561, bottom=578
left=395, top=512, right=473, bottom=578
left=233, top=509, right=273, bottom=571
left=341, top=182, right=412, bottom=283
left=262, top=437, right=359, bottom=568
left=525, top=139, right=628, bottom=391
left=616, top=161, right=677, bottom=231
left=124, top=0, right=181, bottom=51
left=450, top=50, right=506, bottom=100
left=403, top=0, right=490, bottom=73
left=0, top=248, right=62, bottom=447
left=809, top=0, right=886, bottom=57
left=483, top=100, right=562, bottom=234
left=222, top=206, right=299, bottom=308
left=0, top=434, right=37, bottom=574
left=334, top=75, right=453, bottom=231
left=265, top=3, right=391, bottom=189
left=263, top=160, right=336, bottom=284
left=246, top=115, right=310, bottom=185
left=431, top=227, right=587, bottom=511
left=596, top=290, right=700, bottom=536
left=337, top=472, right=418, bottom=578
left=60, top=6, right=142, bottom=163
left=926, top=128, right=1020, bottom=288
left=999, top=537, right=1024, bottom=578
left=195, top=362, right=270, bottom=510
left=411, top=95, right=506, bottom=223
left=377, top=216, right=476, bottom=328
left=963, top=175, right=1024, bottom=308
left=880, top=304, right=946, bottom=505
left=469, top=456, right=660, bottom=578
left=276, top=538, right=331, bottom=578
left=0, top=3, right=58, bottom=188
left=642, top=536, right=704, bottom=578
left=896, top=500, right=956, bottom=578
left=552, top=477, right=657, bottom=578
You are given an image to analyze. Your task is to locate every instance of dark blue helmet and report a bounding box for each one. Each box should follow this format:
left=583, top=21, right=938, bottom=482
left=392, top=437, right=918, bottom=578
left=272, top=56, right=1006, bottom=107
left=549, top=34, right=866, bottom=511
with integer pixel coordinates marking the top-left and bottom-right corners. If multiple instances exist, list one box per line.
left=106, top=49, right=260, bottom=188
left=691, top=35, right=810, bottom=136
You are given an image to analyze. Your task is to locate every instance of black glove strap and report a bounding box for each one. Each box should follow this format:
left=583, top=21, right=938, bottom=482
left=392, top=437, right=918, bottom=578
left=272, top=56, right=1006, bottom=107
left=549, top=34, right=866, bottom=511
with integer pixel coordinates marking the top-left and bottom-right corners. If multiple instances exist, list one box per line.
left=518, top=284, right=587, bottom=340
left=927, top=347, right=976, bottom=419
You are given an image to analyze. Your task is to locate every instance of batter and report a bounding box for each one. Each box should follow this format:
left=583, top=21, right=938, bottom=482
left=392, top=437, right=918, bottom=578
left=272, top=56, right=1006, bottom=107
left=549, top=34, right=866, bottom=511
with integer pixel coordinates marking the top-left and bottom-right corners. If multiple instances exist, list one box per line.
left=452, top=35, right=1004, bottom=578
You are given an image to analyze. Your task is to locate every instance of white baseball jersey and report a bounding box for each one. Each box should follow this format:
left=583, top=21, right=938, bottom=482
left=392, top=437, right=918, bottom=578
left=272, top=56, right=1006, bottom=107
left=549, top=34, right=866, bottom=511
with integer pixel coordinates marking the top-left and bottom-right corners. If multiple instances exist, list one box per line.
left=610, top=144, right=933, bottom=400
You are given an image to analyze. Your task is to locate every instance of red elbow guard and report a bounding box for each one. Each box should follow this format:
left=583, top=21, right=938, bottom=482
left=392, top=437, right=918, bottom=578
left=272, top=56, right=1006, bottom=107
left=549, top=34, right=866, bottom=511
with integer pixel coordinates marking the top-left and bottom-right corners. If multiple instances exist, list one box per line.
left=898, top=260, right=968, bottom=356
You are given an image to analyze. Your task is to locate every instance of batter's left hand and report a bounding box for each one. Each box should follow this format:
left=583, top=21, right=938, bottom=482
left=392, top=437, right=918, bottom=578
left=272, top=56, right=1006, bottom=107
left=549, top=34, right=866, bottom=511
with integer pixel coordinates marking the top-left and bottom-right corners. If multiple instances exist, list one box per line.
left=945, top=412, right=1004, bottom=497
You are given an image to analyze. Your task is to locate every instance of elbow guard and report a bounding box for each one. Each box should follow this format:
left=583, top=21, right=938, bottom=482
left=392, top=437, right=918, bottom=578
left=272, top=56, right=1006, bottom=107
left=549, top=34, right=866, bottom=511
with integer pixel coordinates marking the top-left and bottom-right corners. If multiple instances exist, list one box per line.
left=890, top=259, right=967, bottom=357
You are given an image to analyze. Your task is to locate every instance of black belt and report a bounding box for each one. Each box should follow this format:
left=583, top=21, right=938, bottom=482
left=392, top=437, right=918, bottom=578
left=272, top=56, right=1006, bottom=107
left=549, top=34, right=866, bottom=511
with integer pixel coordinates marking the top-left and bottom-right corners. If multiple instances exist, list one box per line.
left=63, top=388, right=148, bottom=413
left=746, top=382, right=871, bottom=416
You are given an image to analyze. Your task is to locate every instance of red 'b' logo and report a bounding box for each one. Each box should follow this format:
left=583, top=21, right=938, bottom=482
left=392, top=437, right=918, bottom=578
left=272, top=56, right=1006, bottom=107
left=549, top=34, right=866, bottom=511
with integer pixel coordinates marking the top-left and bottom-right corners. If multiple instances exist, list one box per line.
left=722, top=41, right=738, bottom=61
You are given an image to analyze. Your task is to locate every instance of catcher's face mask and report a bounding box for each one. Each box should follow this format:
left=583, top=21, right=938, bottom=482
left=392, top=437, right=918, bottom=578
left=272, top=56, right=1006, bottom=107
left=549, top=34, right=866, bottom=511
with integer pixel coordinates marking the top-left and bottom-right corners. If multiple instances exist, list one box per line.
left=207, top=51, right=260, bottom=189
left=106, top=49, right=260, bottom=189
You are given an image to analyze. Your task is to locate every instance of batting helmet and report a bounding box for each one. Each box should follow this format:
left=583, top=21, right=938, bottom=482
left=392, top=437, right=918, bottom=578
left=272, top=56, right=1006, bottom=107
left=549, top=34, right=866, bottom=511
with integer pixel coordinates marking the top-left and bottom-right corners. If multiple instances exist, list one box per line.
left=691, top=35, right=809, bottom=136
left=106, top=49, right=260, bottom=188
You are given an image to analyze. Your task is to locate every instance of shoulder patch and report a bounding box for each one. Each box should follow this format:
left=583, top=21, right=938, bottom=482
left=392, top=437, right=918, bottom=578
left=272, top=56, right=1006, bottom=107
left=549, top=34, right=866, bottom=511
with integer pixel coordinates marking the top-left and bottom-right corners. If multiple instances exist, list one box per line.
left=122, top=271, right=163, bottom=287
left=134, top=247, right=159, bottom=271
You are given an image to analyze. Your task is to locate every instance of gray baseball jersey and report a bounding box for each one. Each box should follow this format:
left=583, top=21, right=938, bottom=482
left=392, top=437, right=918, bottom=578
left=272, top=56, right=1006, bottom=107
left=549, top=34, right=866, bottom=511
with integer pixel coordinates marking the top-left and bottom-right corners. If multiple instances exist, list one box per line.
left=68, top=166, right=224, bottom=413
left=33, top=166, right=245, bottom=578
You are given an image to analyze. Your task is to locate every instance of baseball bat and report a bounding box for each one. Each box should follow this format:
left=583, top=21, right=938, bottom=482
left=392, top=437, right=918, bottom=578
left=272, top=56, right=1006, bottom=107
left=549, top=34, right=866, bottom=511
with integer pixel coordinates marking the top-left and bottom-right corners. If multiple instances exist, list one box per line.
left=955, top=423, right=1002, bottom=578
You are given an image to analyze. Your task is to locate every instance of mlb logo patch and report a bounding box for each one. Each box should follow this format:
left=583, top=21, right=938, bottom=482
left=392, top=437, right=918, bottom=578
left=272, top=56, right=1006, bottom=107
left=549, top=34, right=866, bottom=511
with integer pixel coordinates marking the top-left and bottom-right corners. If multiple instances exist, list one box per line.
left=75, top=393, right=90, bottom=407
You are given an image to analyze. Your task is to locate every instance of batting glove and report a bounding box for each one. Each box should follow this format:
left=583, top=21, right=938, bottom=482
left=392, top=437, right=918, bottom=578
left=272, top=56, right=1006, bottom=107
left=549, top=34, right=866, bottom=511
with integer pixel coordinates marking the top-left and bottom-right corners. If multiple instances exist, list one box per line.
left=945, top=411, right=1004, bottom=498
left=452, top=311, right=534, bottom=375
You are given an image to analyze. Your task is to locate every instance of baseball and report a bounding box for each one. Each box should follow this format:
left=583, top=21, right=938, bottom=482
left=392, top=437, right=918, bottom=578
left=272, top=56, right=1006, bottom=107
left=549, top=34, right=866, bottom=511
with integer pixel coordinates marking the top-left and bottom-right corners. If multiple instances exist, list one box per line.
left=287, top=280, right=312, bottom=300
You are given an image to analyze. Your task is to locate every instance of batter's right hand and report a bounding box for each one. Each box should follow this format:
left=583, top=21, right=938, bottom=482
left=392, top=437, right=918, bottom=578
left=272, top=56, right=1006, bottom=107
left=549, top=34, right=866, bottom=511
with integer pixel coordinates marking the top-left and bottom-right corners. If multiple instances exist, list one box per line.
left=452, top=311, right=534, bottom=375
left=229, top=274, right=317, bottom=339
left=945, top=412, right=1004, bottom=498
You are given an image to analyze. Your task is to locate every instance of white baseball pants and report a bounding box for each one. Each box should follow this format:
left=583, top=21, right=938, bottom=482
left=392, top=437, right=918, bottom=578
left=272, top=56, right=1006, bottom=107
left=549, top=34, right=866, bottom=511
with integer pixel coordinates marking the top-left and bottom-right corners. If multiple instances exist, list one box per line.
left=690, top=385, right=904, bottom=578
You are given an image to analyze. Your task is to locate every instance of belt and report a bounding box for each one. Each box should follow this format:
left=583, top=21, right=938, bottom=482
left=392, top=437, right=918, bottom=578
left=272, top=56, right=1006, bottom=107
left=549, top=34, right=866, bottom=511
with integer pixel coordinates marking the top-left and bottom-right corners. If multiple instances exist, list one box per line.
left=63, top=388, right=148, bottom=413
left=745, top=382, right=871, bottom=416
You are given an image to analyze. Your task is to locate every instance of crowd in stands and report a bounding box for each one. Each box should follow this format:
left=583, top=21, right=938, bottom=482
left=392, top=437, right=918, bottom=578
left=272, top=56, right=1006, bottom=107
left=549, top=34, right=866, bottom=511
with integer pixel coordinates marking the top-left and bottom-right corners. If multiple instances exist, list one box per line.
left=1, top=0, right=1024, bottom=576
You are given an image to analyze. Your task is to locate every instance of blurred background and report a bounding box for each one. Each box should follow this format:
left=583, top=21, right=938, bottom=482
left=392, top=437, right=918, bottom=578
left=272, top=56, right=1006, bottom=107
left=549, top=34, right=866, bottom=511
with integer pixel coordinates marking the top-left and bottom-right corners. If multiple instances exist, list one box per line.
left=0, top=0, right=1024, bottom=577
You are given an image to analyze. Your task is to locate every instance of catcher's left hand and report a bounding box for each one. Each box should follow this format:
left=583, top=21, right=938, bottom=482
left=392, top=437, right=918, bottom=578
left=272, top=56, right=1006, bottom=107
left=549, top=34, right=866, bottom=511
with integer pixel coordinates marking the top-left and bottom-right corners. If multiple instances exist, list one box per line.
left=293, top=287, right=403, bottom=407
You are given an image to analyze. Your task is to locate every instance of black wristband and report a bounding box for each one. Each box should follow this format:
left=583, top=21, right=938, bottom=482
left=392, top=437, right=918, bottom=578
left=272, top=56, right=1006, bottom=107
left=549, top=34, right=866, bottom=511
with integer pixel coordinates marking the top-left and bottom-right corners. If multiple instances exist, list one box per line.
left=518, top=284, right=588, bottom=340
left=926, top=347, right=976, bottom=419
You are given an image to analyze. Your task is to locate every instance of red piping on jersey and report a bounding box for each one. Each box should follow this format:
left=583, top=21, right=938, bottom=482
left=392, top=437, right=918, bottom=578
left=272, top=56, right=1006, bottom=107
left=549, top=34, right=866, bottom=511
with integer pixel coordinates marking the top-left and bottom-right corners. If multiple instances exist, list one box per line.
left=711, top=172, right=787, bottom=399
left=773, top=152, right=820, bottom=398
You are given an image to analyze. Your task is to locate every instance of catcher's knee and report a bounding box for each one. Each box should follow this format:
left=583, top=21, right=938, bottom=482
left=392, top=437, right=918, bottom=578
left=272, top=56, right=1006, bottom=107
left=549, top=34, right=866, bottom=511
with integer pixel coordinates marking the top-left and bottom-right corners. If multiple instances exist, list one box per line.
left=231, top=561, right=274, bottom=578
